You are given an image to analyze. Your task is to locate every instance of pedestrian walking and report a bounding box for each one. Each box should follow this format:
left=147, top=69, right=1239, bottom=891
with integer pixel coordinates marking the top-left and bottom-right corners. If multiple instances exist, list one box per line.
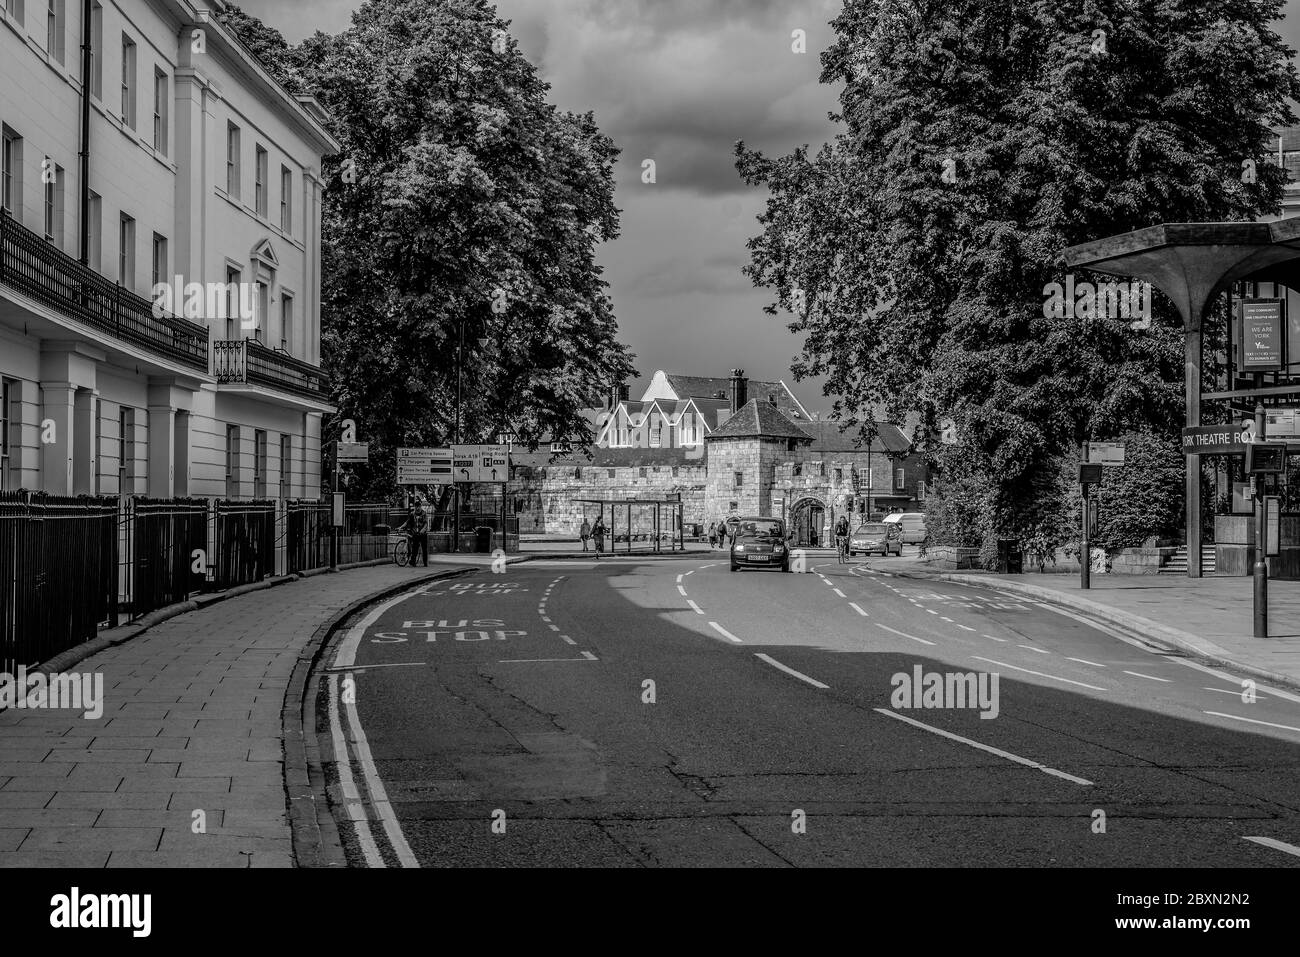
left=717, top=520, right=727, bottom=551
left=593, top=517, right=606, bottom=553
left=708, top=521, right=718, bottom=549
left=580, top=516, right=592, bottom=552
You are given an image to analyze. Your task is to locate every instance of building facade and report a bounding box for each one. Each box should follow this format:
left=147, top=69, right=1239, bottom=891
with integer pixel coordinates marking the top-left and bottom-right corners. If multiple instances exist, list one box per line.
left=0, top=0, right=335, bottom=500
left=510, top=369, right=927, bottom=543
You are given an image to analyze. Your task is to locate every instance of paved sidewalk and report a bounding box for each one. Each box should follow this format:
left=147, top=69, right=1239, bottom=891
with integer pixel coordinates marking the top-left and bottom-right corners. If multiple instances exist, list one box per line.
left=0, top=562, right=470, bottom=867
left=901, top=563, right=1300, bottom=690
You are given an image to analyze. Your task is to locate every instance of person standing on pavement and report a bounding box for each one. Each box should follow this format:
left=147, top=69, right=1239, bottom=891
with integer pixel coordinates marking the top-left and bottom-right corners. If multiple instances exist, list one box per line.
left=410, top=496, right=430, bottom=567
left=717, top=519, right=727, bottom=551
left=708, top=521, right=718, bottom=549
left=580, top=516, right=592, bottom=552
left=593, top=516, right=606, bottom=553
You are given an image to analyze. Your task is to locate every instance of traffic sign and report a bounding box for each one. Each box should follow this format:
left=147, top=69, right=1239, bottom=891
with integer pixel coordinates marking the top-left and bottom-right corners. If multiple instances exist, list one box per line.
left=451, top=444, right=511, bottom=483
left=396, top=447, right=453, bottom=485
left=1087, top=441, right=1126, bottom=465
left=336, top=441, right=369, bottom=463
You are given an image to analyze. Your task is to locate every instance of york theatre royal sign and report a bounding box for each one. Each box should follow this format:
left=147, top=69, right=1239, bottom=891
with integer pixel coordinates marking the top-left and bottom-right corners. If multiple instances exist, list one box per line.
left=1180, top=424, right=1257, bottom=456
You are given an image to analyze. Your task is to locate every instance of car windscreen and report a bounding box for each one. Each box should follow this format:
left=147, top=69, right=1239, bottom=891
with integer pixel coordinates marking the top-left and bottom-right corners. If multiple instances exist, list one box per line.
left=856, top=524, right=889, bottom=534
left=737, top=520, right=783, bottom=538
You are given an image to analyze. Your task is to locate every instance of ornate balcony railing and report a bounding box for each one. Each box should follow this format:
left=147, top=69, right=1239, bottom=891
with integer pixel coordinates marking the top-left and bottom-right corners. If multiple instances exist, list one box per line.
left=0, top=208, right=208, bottom=371
left=212, top=337, right=329, bottom=402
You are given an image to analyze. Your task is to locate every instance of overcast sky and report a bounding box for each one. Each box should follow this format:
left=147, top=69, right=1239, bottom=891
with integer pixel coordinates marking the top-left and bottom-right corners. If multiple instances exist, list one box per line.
left=239, top=0, right=1300, bottom=412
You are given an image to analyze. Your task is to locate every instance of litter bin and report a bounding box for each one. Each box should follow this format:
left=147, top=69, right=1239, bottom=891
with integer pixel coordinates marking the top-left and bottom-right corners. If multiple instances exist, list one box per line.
left=474, top=526, right=493, bottom=553
left=997, top=539, right=1023, bottom=574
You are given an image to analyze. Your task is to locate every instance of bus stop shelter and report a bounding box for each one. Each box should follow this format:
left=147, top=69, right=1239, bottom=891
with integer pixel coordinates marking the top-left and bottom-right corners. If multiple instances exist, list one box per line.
left=574, top=497, right=685, bottom=554
left=1064, top=217, right=1300, bottom=579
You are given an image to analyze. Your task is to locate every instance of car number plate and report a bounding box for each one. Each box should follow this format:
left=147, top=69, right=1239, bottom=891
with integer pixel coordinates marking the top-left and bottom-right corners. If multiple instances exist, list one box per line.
left=749, top=555, right=770, bottom=562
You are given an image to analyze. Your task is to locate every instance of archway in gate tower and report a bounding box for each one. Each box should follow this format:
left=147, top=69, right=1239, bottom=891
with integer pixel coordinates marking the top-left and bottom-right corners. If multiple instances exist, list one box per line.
left=789, top=497, right=826, bottom=548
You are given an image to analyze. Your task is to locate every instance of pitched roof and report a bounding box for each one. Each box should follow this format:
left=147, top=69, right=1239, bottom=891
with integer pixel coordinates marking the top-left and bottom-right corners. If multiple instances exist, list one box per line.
left=706, top=399, right=813, bottom=441
left=663, top=375, right=806, bottom=419
left=800, top=420, right=912, bottom=455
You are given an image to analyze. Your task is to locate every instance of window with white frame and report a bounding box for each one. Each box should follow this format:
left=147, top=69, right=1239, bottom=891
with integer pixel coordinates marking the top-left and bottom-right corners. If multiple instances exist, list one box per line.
left=152, top=69, right=168, bottom=154
left=118, top=212, right=135, bottom=288
left=118, top=407, right=134, bottom=494
left=87, top=191, right=101, bottom=269
left=43, top=158, right=63, bottom=244
left=254, top=146, right=268, bottom=216
left=224, top=265, right=240, bottom=339
left=280, top=165, right=291, bottom=233
left=279, top=433, right=292, bottom=499
left=253, top=429, right=267, bottom=498
left=120, top=35, right=136, bottom=128
left=46, top=0, right=64, bottom=65
left=151, top=233, right=166, bottom=289
left=5, top=1, right=25, bottom=28
left=226, top=123, right=240, bottom=197
left=2, top=127, right=21, bottom=217
left=89, top=2, right=102, bottom=98
left=225, top=425, right=239, bottom=498
left=0, top=378, right=13, bottom=491
left=280, top=292, right=293, bottom=353
left=895, top=467, right=906, bottom=490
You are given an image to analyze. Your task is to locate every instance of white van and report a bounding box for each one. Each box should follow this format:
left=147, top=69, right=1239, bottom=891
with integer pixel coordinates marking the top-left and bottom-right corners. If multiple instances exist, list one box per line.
left=882, top=512, right=927, bottom=544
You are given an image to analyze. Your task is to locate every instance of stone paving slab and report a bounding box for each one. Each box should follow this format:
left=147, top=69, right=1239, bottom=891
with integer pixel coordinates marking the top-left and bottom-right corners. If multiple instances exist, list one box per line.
left=0, top=563, right=467, bottom=867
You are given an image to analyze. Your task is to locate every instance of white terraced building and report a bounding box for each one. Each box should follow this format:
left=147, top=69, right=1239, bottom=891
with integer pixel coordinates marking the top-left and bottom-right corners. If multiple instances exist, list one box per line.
left=0, top=0, right=336, bottom=500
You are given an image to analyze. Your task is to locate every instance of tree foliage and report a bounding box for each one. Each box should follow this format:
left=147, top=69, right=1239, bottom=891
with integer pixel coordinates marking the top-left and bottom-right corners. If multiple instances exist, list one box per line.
left=735, top=0, right=1299, bottom=535
left=220, top=0, right=634, bottom=496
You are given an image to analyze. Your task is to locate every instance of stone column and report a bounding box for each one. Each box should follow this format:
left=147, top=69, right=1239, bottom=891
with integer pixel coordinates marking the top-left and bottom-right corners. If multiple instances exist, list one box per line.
left=39, top=382, right=76, bottom=495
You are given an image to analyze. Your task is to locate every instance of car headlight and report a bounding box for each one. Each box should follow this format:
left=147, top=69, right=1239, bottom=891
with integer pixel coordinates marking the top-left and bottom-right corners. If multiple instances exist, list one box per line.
left=773, top=543, right=785, bottom=552
left=734, top=544, right=745, bottom=552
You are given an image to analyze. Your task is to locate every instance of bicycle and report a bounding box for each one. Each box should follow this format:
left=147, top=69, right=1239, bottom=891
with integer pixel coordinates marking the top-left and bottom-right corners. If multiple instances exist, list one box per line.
left=836, top=534, right=849, bottom=564
left=392, top=531, right=411, bottom=567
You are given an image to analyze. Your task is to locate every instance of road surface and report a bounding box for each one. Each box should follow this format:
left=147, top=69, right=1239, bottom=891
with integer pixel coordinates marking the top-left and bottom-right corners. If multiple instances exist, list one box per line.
left=316, top=556, right=1300, bottom=867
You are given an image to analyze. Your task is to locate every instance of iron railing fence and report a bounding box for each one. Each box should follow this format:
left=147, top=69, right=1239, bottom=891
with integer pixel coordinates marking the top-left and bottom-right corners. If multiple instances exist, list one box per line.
left=121, top=497, right=209, bottom=619
left=212, top=338, right=329, bottom=401
left=0, top=208, right=209, bottom=371
left=211, top=500, right=276, bottom=590
left=0, top=492, right=117, bottom=674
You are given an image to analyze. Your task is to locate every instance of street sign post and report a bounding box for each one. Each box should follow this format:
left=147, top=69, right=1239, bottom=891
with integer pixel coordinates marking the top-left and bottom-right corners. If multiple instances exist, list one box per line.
left=336, top=441, right=369, bottom=463
left=396, top=447, right=454, bottom=485
left=1086, top=441, right=1125, bottom=465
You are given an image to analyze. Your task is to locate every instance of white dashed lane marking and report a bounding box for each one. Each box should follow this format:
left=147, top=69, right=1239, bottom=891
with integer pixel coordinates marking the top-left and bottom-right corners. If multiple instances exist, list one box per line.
left=687, top=599, right=705, bottom=615
left=972, top=656, right=1107, bottom=692
left=755, top=653, right=829, bottom=689
left=1124, top=670, right=1172, bottom=683
left=1066, top=657, right=1106, bottom=668
left=709, top=621, right=744, bottom=644
left=849, top=602, right=869, bottom=617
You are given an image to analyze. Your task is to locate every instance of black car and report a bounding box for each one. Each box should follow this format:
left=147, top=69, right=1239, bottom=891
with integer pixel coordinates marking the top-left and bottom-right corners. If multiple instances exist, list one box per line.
left=729, top=516, right=791, bottom=572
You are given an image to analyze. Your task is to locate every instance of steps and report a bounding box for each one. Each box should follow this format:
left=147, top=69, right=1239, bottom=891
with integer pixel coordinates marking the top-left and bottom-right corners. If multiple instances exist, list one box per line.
left=1159, top=545, right=1215, bottom=574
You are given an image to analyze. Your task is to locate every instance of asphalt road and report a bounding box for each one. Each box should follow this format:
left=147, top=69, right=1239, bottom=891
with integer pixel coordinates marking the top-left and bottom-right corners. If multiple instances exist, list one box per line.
left=319, top=555, right=1300, bottom=867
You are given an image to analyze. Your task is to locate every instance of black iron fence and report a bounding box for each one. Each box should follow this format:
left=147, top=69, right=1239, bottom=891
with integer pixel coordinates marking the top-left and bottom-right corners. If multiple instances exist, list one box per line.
left=211, top=500, right=276, bottom=590
left=121, top=497, right=208, bottom=618
left=1, top=493, right=521, bottom=671
left=0, top=208, right=209, bottom=372
left=0, top=492, right=117, bottom=674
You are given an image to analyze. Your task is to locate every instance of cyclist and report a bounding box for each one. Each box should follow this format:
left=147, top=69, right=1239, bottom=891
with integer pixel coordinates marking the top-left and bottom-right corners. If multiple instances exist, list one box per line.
left=834, top=514, right=851, bottom=563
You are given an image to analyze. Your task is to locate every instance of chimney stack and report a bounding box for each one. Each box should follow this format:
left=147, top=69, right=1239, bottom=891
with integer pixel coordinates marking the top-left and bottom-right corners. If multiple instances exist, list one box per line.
left=728, top=369, right=747, bottom=413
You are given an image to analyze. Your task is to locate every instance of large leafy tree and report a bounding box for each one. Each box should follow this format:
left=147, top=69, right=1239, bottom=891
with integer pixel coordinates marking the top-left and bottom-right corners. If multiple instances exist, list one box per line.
left=736, top=0, right=1299, bottom=537
left=221, top=0, right=633, bottom=496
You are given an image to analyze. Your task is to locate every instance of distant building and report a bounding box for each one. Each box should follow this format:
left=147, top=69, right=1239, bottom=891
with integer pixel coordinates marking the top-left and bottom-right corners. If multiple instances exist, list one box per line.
left=510, top=369, right=927, bottom=544
left=0, top=0, right=336, bottom=499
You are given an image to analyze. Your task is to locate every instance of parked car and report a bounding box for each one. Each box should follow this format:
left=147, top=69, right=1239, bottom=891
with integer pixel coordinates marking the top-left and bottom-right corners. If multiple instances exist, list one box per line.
left=729, top=516, right=791, bottom=572
left=882, top=512, right=927, bottom=544
left=849, top=522, right=901, bottom=557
